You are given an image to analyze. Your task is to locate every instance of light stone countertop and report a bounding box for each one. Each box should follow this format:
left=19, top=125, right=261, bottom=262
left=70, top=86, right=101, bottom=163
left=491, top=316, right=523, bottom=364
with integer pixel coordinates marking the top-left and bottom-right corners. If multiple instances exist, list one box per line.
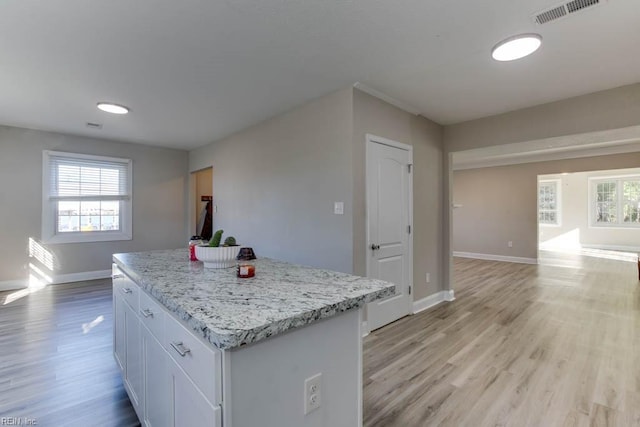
left=112, top=249, right=395, bottom=350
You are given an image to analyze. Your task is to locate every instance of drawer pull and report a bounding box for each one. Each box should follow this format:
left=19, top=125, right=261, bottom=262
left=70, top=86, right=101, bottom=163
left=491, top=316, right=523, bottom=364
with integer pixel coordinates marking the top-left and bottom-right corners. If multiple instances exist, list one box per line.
left=121, top=288, right=133, bottom=294
left=112, top=274, right=124, bottom=279
left=170, top=341, right=191, bottom=357
left=140, top=308, right=154, bottom=318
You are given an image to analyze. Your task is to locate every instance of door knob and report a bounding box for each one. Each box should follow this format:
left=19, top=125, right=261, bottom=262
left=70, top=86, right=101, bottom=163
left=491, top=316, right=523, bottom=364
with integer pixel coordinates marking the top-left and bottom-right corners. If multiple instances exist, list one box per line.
left=370, top=244, right=380, bottom=251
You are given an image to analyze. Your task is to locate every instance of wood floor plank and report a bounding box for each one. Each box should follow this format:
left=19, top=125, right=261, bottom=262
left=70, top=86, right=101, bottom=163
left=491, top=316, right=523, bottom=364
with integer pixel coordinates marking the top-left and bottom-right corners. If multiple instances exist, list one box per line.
left=364, top=250, right=640, bottom=427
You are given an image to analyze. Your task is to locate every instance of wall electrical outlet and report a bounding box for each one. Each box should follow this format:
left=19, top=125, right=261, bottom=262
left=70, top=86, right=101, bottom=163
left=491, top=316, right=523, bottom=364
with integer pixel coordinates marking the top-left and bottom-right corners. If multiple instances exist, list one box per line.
left=508, top=241, right=513, bottom=248
left=334, top=202, right=344, bottom=215
left=426, top=273, right=430, bottom=283
left=304, top=373, right=322, bottom=415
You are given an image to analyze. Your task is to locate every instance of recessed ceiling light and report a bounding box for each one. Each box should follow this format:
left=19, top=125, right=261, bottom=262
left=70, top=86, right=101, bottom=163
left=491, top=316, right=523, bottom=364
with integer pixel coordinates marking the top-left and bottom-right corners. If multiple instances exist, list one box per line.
left=491, top=33, right=542, bottom=61
left=97, top=102, right=130, bottom=115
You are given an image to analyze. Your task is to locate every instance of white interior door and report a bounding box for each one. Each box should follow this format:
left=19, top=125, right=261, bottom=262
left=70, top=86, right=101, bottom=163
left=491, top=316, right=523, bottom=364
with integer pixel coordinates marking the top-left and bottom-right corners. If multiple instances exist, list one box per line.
left=366, top=135, right=413, bottom=331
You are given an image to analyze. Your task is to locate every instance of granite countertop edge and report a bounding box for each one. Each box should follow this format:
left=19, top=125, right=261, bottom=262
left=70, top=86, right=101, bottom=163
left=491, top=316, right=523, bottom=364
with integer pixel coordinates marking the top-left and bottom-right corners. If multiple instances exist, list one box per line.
left=112, top=252, right=395, bottom=350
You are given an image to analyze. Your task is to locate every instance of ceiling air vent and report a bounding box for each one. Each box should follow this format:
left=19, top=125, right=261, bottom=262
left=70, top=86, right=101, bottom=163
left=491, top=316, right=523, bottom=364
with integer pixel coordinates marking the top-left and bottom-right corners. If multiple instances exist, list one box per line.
left=535, top=6, right=567, bottom=24
left=566, top=0, right=599, bottom=13
left=532, top=0, right=604, bottom=25
left=86, top=122, right=103, bottom=129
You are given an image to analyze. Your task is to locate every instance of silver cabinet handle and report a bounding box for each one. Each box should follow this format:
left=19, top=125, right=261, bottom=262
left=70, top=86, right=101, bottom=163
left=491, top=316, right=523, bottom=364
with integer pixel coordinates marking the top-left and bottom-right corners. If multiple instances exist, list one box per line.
left=121, top=288, right=132, bottom=294
left=370, top=244, right=380, bottom=251
left=140, top=308, right=153, bottom=318
left=112, top=274, right=124, bottom=279
left=170, top=341, right=191, bottom=357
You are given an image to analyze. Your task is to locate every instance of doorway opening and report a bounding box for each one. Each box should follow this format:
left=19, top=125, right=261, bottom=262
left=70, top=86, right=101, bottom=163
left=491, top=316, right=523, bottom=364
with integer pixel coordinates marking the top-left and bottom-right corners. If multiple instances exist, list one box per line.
left=190, top=167, right=213, bottom=240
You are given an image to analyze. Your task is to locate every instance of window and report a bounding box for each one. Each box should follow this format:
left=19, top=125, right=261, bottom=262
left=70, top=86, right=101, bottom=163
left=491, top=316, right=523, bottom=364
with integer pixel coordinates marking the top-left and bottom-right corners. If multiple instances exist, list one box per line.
left=42, top=151, right=132, bottom=243
left=591, top=176, right=640, bottom=227
left=538, top=180, right=560, bottom=226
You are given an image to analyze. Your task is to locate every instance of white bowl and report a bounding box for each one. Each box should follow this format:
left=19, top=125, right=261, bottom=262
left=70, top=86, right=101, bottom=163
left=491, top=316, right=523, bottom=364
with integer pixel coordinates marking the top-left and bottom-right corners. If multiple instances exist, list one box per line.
left=195, top=245, right=241, bottom=269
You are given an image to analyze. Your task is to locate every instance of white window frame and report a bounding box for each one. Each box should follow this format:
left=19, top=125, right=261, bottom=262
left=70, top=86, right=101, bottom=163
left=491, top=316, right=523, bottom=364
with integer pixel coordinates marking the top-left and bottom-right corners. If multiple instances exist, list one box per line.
left=589, top=174, right=640, bottom=229
left=538, top=179, right=561, bottom=227
left=42, top=151, right=133, bottom=243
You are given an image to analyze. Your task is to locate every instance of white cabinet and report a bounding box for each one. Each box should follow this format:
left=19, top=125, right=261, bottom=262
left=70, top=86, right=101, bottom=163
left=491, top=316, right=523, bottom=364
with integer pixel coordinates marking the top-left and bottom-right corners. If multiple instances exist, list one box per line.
left=113, top=292, right=125, bottom=373
left=122, top=286, right=144, bottom=418
left=142, top=324, right=170, bottom=427
left=168, top=357, right=222, bottom=427
left=113, top=265, right=221, bottom=427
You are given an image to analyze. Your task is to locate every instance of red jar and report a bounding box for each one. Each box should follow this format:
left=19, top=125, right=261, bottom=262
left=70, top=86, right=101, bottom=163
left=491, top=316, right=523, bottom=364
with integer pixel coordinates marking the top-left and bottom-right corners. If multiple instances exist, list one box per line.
left=189, top=236, right=204, bottom=261
left=237, top=263, right=255, bottom=278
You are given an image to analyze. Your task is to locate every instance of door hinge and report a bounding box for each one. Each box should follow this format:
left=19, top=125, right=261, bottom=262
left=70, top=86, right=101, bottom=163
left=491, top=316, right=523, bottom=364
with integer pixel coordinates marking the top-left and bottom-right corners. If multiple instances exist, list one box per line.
left=407, top=164, right=412, bottom=173
left=408, top=285, right=412, bottom=295
left=407, top=225, right=411, bottom=234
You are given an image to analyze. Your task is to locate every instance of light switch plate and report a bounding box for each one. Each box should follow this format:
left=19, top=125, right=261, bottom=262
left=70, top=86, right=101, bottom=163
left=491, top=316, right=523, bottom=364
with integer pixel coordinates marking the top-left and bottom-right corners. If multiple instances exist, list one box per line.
left=334, top=202, right=344, bottom=215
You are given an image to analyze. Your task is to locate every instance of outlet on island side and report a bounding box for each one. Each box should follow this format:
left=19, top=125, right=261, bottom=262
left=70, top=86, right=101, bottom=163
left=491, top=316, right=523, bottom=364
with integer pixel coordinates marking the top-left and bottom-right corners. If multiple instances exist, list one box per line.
left=304, top=373, right=322, bottom=415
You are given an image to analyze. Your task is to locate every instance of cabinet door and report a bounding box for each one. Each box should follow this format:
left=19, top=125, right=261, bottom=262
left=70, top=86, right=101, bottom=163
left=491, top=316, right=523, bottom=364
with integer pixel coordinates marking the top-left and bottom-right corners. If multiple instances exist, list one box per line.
left=124, top=301, right=144, bottom=417
left=113, top=293, right=125, bottom=373
left=168, top=358, right=221, bottom=427
left=142, top=326, right=170, bottom=427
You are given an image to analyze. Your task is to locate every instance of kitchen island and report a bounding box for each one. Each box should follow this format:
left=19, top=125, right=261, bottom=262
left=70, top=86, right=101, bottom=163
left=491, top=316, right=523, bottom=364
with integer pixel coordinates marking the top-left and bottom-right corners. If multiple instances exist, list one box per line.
left=112, top=249, right=395, bottom=427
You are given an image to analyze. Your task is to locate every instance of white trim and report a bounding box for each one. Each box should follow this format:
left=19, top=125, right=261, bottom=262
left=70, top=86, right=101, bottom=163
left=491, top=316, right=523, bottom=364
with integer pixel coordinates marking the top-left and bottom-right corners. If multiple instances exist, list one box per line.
left=366, top=133, right=414, bottom=152
left=412, top=290, right=456, bottom=314
left=365, top=135, right=414, bottom=329
left=581, top=244, right=640, bottom=253
left=453, top=251, right=538, bottom=265
left=361, top=321, right=370, bottom=338
left=42, top=150, right=133, bottom=244
left=452, top=125, right=640, bottom=170
left=0, top=280, right=28, bottom=292
left=353, top=82, right=420, bottom=115
left=588, top=175, right=640, bottom=229
left=0, top=269, right=112, bottom=291
left=54, top=269, right=112, bottom=284
left=538, top=179, right=562, bottom=226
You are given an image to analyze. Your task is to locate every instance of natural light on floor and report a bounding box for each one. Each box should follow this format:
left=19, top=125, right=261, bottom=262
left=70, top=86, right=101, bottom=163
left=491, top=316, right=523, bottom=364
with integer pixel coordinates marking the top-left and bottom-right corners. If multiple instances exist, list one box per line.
left=82, top=315, right=105, bottom=334
left=540, top=229, right=638, bottom=263
left=2, top=238, right=56, bottom=305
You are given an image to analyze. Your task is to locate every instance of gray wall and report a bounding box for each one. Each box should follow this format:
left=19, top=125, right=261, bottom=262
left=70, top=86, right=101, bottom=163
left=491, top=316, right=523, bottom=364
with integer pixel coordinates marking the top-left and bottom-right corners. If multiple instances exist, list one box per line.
left=444, top=82, right=640, bottom=288
left=189, top=88, right=354, bottom=273
left=0, top=125, right=188, bottom=284
left=352, top=89, right=444, bottom=299
left=453, top=153, right=640, bottom=259
left=444, top=83, right=640, bottom=153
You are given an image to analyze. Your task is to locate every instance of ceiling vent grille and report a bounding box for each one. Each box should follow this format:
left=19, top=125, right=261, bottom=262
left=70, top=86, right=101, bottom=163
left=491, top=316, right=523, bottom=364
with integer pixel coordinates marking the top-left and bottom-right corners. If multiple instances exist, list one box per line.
left=566, top=0, right=599, bottom=13
left=533, top=0, right=603, bottom=25
left=535, top=6, right=567, bottom=24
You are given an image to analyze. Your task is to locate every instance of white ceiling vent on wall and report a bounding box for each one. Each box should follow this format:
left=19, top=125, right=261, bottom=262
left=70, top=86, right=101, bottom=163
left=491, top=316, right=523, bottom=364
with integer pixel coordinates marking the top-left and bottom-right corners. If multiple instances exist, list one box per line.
left=533, top=0, right=604, bottom=25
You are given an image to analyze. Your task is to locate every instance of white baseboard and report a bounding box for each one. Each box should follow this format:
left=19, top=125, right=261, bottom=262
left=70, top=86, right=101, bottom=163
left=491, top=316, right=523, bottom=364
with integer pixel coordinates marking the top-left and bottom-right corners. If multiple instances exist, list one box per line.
left=581, top=244, right=640, bottom=253
left=453, top=251, right=538, bottom=265
left=0, top=269, right=112, bottom=292
left=53, top=269, right=112, bottom=284
left=0, top=280, right=27, bottom=292
left=413, top=290, right=456, bottom=314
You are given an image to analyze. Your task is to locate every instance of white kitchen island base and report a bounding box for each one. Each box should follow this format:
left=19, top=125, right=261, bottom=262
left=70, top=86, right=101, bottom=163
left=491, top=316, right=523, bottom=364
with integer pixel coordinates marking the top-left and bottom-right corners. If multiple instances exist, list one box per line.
left=223, top=309, right=362, bottom=427
left=111, top=250, right=394, bottom=427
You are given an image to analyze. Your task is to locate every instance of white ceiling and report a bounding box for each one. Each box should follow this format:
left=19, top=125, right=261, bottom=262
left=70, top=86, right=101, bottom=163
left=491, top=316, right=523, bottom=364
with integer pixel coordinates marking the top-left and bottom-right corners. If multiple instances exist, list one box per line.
left=1, top=0, right=639, bottom=150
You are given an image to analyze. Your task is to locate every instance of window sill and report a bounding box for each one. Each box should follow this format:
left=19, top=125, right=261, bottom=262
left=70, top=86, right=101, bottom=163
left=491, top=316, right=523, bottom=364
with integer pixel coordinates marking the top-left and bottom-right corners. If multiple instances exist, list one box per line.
left=43, top=231, right=132, bottom=244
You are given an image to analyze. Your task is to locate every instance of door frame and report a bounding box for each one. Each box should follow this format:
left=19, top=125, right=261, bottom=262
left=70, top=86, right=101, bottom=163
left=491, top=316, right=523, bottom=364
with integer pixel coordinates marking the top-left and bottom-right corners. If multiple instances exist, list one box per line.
left=365, top=134, right=414, bottom=327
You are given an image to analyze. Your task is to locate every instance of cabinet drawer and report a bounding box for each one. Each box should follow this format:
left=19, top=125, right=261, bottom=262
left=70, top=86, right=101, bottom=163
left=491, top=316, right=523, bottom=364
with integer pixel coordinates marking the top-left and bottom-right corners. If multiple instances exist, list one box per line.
left=164, top=314, right=222, bottom=406
left=139, top=291, right=165, bottom=342
left=113, top=267, right=140, bottom=310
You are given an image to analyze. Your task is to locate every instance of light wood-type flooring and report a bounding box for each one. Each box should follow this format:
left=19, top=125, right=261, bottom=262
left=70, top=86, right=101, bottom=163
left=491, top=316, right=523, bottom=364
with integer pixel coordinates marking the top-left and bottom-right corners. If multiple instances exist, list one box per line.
left=0, top=279, right=139, bottom=427
left=364, top=250, right=640, bottom=426
left=1, top=250, right=638, bottom=426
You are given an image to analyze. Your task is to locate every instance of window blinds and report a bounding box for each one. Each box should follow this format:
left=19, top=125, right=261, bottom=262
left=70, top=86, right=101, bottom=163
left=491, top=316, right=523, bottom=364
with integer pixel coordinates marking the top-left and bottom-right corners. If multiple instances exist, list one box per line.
left=46, top=152, right=131, bottom=201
